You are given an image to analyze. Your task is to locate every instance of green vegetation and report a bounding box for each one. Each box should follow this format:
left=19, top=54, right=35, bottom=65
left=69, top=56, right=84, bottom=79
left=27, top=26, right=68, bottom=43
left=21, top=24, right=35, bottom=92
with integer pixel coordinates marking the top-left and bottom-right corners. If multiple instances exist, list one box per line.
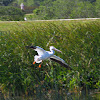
left=0, top=6, right=24, bottom=21
left=0, top=0, right=100, bottom=20
left=0, top=0, right=14, bottom=6
left=33, top=0, right=99, bottom=19
left=0, top=20, right=100, bottom=99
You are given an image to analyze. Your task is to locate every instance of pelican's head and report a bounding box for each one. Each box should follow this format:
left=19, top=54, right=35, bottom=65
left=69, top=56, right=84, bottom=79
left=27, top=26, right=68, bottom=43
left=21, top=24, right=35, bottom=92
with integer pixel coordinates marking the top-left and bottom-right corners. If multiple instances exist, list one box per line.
left=50, top=46, right=62, bottom=53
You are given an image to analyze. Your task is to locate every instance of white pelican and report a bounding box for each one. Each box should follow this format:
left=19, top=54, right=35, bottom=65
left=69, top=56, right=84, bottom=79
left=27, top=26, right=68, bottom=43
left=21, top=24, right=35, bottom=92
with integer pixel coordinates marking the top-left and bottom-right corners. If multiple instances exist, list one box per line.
left=26, top=46, right=71, bottom=69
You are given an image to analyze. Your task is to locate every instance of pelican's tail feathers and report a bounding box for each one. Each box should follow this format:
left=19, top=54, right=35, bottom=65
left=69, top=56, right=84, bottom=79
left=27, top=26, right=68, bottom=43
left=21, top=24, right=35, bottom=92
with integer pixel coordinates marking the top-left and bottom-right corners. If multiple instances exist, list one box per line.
left=34, top=55, right=42, bottom=63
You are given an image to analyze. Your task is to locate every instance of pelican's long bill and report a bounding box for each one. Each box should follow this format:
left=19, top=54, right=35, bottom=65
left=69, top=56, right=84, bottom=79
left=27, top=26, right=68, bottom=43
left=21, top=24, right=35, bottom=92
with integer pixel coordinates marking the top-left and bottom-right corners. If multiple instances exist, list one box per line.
left=53, top=48, right=62, bottom=53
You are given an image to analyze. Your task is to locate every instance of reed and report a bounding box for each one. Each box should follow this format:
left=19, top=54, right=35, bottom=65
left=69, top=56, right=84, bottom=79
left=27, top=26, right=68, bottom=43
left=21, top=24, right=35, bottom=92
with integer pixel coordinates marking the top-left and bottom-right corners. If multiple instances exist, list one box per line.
left=0, top=20, right=100, bottom=99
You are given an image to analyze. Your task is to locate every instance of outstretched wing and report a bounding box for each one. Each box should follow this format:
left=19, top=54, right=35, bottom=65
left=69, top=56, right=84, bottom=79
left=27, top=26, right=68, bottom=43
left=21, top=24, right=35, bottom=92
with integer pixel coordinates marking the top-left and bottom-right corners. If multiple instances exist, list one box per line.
left=34, top=46, right=46, bottom=56
left=26, top=46, right=46, bottom=56
left=50, top=55, right=72, bottom=69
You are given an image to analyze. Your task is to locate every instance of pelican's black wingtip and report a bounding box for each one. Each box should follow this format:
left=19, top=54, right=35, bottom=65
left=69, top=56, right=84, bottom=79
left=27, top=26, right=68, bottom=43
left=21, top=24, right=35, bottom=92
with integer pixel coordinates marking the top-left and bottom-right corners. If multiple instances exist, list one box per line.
left=25, top=46, right=36, bottom=49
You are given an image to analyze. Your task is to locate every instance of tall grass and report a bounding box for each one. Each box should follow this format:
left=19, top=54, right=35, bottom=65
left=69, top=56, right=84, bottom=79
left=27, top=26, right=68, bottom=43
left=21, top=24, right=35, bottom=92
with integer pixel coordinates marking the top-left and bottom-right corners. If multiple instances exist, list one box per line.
left=0, top=20, right=100, bottom=99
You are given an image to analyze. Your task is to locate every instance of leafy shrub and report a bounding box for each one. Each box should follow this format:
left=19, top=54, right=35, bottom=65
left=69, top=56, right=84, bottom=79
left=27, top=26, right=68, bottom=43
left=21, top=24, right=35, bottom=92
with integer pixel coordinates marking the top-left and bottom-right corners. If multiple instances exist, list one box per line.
left=33, top=0, right=99, bottom=20
left=0, top=6, right=24, bottom=21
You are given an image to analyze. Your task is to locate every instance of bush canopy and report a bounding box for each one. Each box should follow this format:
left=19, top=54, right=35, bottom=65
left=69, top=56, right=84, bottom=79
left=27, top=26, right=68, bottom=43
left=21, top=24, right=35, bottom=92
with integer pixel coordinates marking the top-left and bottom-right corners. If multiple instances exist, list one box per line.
left=0, top=6, right=24, bottom=21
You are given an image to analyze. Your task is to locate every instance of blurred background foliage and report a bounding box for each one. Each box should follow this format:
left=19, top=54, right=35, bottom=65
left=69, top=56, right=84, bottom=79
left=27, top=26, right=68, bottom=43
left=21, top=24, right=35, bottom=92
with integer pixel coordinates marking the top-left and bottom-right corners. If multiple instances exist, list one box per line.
left=0, top=20, right=100, bottom=98
left=0, top=0, right=100, bottom=20
left=0, top=6, right=24, bottom=21
left=32, top=0, right=100, bottom=19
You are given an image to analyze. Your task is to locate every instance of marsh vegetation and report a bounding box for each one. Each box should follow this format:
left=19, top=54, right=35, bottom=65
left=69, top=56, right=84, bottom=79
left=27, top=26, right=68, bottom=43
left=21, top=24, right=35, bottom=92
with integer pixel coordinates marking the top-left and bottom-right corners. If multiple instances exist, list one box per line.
left=0, top=20, right=100, bottom=99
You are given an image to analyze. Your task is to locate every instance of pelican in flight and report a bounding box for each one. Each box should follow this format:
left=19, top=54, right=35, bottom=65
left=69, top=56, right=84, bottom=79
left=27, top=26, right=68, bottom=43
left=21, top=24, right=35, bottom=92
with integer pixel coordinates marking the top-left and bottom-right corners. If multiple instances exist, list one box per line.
left=26, top=46, right=71, bottom=69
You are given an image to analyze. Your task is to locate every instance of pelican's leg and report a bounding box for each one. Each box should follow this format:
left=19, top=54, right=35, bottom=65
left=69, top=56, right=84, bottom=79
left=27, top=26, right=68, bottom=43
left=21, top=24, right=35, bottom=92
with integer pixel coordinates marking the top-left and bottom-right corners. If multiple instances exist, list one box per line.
left=33, top=58, right=38, bottom=65
left=38, top=61, right=43, bottom=68
left=33, top=61, right=36, bottom=64
left=39, top=64, right=41, bottom=68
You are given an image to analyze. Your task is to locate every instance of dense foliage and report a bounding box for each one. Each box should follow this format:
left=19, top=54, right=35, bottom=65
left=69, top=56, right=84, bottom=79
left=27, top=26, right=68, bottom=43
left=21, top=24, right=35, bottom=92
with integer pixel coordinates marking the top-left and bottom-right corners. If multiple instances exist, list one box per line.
left=0, top=0, right=100, bottom=20
left=0, top=20, right=100, bottom=99
left=0, top=0, right=14, bottom=6
left=10, top=0, right=45, bottom=6
left=0, top=6, right=24, bottom=21
left=33, top=0, right=99, bottom=19
left=7, top=0, right=97, bottom=6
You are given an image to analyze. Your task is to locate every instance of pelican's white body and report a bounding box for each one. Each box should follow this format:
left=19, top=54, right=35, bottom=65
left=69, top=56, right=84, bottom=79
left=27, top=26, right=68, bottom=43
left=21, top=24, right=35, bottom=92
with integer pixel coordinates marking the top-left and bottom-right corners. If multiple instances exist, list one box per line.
left=34, top=46, right=55, bottom=63
left=34, top=46, right=66, bottom=64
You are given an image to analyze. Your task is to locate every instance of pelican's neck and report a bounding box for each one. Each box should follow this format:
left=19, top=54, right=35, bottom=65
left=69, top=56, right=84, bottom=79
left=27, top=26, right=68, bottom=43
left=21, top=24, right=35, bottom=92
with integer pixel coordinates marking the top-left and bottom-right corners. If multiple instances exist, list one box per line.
left=50, top=49, right=55, bottom=55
